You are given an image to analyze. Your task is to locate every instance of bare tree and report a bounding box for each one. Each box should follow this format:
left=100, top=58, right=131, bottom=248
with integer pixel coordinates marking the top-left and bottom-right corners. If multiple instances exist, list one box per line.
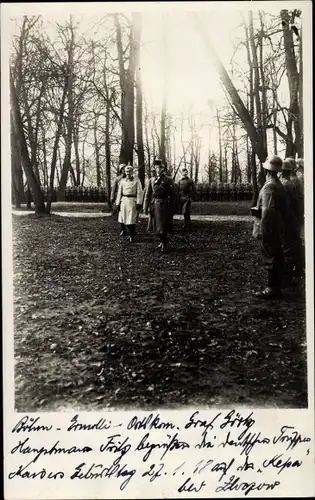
left=134, top=13, right=145, bottom=187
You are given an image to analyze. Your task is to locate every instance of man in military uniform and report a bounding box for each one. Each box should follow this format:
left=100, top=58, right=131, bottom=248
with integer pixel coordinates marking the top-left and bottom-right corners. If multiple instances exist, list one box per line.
left=144, top=167, right=157, bottom=232
left=279, top=159, right=304, bottom=284
left=177, top=167, right=196, bottom=229
left=164, top=161, right=175, bottom=233
left=143, top=160, right=176, bottom=252
left=252, top=155, right=287, bottom=299
left=110, top=164, right=126, bottom=225
left=296, top=158, right=305, bottom=247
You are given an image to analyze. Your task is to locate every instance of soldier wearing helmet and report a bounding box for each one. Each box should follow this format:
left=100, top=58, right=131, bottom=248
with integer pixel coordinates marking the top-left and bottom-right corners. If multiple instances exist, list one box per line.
left=251, top=155, right=287, bottom=299
left=280, top=159, right=304, bottom=284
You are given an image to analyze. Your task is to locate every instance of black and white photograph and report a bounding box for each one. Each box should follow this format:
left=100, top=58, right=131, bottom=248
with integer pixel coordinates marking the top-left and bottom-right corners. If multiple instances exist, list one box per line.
left=5, top=1, right=311, bottom=416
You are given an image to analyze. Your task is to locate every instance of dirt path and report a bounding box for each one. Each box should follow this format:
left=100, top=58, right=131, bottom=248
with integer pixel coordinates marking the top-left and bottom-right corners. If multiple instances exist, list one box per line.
left=12, top=209, right=252, bottom=222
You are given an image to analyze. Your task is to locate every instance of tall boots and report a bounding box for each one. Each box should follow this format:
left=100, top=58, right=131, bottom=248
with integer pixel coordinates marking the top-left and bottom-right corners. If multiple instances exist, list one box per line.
left=127, top=224, right=136, bottom=243
left=119, top=223, right=136, bottom=242
left=184, top=213, right=191, bottom=229
left=255, top=269, right=282, bottom=300
left=119, top=223, right=126, bottom=237
left=158, top=234, right=168, bottom=253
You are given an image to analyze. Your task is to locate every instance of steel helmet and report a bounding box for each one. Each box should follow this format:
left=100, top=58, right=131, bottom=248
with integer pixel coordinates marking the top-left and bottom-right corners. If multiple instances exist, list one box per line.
left=263, top=155, right=283, bottom=172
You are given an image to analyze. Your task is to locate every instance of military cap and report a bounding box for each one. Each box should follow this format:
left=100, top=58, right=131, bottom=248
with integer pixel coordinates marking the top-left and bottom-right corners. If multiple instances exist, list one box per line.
left=263, top=155, right=283, bottom=172
left=118, top=163, right=126, bottom=174
left=154, top=159, right=162, bottom=166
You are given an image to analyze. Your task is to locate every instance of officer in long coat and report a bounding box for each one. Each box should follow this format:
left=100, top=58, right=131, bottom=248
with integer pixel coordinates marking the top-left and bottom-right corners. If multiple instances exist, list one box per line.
left=143, top=160, right=176, bottom=253
left=280, top=159, right=304, bottom=283
left=252, top=155, right=287, bottom=300
left=115, top=165, right=143, bottom=242
left=177, top=167, right=196, bottom=229
left=144, top=167, right=157, bottom=232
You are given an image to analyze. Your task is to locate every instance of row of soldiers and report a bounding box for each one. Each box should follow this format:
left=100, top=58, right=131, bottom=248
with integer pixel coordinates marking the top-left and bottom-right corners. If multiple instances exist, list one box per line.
left=201, top=182, right=253, bottom=202
left=252, top=155, right=304, bottom=300
left=111, top=159, right=195, bottom=252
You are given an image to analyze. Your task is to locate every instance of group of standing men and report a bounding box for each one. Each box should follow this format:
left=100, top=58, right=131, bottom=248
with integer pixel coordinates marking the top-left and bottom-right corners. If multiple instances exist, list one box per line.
left=110, top=159, right=196, bottom=252
left=252, top=155, right=304, bottom=300
left=109, top=154, right=305, bottom=299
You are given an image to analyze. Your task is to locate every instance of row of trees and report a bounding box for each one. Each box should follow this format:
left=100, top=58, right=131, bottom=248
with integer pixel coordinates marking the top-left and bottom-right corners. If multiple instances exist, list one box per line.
left=10, top=9, right=303, bottom=213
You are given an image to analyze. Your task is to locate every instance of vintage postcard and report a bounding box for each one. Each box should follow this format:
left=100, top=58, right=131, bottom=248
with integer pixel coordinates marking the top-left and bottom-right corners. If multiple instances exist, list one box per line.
left=2, top=1, right=314, bottom=498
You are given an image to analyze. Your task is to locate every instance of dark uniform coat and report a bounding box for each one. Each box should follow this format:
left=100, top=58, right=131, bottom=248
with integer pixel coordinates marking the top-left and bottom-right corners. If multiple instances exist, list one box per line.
left=177, top=177, right=195, bottom=216
left=281, top=176, right=304, bottom=276
left=144, top=174, right=176, bottom=235
left=144, top=177, right=156, bottom=231
left=256, top=177, right=287, bottom=280
left=111, top=174, right=124, bottom=205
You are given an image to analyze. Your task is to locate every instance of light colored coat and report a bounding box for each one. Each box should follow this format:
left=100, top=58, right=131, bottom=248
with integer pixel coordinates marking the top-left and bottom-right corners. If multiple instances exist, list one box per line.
left=116, top=178, right=143, bottom=225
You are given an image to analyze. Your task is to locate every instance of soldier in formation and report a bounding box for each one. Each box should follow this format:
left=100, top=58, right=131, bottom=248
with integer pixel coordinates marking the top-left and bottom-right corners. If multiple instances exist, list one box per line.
left=251, top=155, right=287, bottom=300
left=144, top=165, right=157, bottom=232
left=115, top=164, right=143, bottom=242
left=251, top=154, right=305, bottom=299
left=177, top=167, right=196, bottom=229
left=143, top=159, right=176, bottom=253
left=279, top=159, right=304, bottom=284
left=296, top=158, right=305, bottom=244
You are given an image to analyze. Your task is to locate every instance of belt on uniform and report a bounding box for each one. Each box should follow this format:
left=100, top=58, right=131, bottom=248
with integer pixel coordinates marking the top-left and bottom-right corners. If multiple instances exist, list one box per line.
left=122, top=195, right=136, bottom=198
left=154, top=196, right=170, bottom=200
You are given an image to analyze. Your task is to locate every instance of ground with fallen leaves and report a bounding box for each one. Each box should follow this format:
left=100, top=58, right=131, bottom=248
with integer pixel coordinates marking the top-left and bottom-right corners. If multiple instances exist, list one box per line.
left=13, top=213, right=307, bottom=411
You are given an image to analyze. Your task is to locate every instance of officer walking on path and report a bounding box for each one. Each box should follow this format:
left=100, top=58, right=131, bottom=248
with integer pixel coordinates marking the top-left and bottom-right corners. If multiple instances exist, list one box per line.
left=251, top=155, right=287, bottom=300
left=115, top=165, right=143, bottom=243
left=143, top=160, right=176, bottom=253
left=144, top=165, right=157, bottom=232
left=177, top=167, right=196, bottom=230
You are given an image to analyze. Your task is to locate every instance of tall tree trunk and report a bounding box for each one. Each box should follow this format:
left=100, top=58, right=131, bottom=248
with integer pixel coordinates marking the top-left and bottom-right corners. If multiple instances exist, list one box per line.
left=160, top=14, right=168, bottom=164
left=94, top=115, right=101, bottom=187
left=298, top=25, right=303, bottom=157
left=244, top=19, right=257, bottom=201
left=135, top=13, right=145, bottom=187
left=189, top=148, right=193, bottom=180
left=258, top=12, right=268, bottom=158
left=224, top=144, right=228, bottom=183
left=216, top=110, right=223, bottom=182
left=248, top=11, right=265, bottom=186
left=144, top=102, right=151, bottom=176
left=10, top=71, right=45, bottom=214
left=73, top=122, right=81, bottom=186
left=11, top=125, right=25, bottom=208
left=105, top=99, right=112, bottom=208
left=251, top=149, right=258, bottom=205
left=115, top=14, right=137, bottom=165
left=58, top=18, right=75, bottom=200
left=46, top=76, right=68, bottom=213
left=281, top=9, right=300, bottom=157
